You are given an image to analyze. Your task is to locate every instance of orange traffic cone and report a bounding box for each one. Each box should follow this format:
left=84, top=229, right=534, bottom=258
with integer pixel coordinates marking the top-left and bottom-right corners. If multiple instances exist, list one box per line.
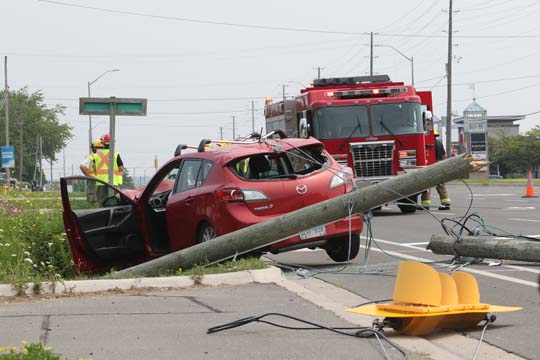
left=522, top=170, right=538, bottom=198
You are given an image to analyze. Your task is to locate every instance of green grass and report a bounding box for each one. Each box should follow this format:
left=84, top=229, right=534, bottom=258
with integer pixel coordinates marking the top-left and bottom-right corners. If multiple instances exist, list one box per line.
left=180, top=257, right=268, bottom=276
left=450, top=178, right=529, bottom=185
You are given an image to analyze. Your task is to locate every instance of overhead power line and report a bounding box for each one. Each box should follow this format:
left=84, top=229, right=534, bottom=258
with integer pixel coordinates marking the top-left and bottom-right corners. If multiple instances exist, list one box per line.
left=419, top=74, right=540, bottom=89
left=39, top=0, right=369, bottom=35
left=45, top=96, right=267, bottom=102
left=39, top=0, right=540, bottom=39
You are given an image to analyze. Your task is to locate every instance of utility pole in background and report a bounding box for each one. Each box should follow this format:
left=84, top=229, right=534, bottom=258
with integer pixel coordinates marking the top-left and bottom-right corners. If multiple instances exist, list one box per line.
left=220, top=127, right=223, bottom=140
left=313, top=67, right=324, bottom=80
left=18, top=99, right=23, bottom=182
left=370, top=32, right=374, bottom=76
left=39, top=136, right=42, bottom=188
left=49, top=157, right=53, bottom=186
left=4, top=56, right=10, bottom=185
left=232, top=116, right=236, bottom=140
left=251, top=100, right=255, bottom=133
left=445, top=0, right=453, bottom=154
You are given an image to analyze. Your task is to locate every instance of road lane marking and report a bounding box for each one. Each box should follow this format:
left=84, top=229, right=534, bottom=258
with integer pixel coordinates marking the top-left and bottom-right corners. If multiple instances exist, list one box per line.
left=509, top=218, right=540, bottom=222
left=496, top=264, right=540, bottom=274
left=363, top=238, right=539, bottom=288
left=404, top=242, right=429, bottom=246
left=472, top=193, right=515, bottom=196
left=376, top=238, right=430, bottom=252
left=503, top=207, right=537, bottom=210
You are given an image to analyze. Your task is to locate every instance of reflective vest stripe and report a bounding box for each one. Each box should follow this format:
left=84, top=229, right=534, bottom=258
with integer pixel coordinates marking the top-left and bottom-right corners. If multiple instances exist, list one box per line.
left=94, top=150, right=123, bottom=185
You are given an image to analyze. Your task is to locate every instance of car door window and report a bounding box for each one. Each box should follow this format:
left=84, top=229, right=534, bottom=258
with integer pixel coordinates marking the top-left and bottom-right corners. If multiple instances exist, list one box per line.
left=175, top=159, right=202, bottom=193
left=196, top=160, right=214, bottom=187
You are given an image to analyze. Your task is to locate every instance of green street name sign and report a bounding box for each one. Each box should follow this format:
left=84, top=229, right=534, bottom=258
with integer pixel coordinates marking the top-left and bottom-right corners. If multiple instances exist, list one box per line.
left=79, top=97, right=147, bottom=116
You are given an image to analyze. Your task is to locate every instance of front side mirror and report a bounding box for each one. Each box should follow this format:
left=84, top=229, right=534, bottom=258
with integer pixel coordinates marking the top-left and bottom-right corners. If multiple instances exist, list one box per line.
left=299, top=118, right=309, bottom=138
left=423, top=110, right=433, bottom=132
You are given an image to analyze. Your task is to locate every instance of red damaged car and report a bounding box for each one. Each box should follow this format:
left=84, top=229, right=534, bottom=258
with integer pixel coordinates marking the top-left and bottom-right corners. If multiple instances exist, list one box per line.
left=61, top=133, right=363, bottom=273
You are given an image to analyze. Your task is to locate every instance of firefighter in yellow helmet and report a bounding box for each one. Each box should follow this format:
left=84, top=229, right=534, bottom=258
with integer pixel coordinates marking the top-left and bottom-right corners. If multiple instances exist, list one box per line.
left=79, top=139, right=104, bottom=207
left=420, top=129, right=451, bottom=210
left=94, top=134, right=125, bottom=204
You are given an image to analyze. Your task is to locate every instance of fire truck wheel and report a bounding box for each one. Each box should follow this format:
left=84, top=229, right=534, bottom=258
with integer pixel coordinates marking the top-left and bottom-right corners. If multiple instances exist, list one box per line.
left=325, top=235, right=360, bottom=262
left=398, top=195, right=418, bottom=214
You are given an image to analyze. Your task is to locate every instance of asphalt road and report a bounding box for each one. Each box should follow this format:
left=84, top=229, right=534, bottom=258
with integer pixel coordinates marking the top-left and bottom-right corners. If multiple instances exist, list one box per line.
left=266, top=183, right=540, bottom=360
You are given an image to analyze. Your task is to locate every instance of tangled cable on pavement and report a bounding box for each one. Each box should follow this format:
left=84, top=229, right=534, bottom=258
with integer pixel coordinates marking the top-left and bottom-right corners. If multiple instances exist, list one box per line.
left=207, top=312, right=408, bottom=360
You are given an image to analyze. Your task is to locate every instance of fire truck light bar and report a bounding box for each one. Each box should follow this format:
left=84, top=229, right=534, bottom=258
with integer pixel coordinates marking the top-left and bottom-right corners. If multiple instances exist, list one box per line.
left=314, top=75, right=391, bottom=87
left=333, top=87, right=407, bottom=98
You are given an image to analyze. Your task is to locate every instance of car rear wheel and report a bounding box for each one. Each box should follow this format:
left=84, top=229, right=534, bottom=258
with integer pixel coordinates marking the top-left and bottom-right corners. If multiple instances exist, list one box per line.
left=197, top=222, right=217, bottom=243
left=398, top=195, right=418, bottom=214
left=325, top=235, right=360, bottom=262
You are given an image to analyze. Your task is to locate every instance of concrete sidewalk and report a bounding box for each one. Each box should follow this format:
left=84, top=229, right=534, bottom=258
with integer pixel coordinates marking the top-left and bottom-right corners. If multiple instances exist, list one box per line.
left=0, top=268, right=523, bottom=360
left=1, top=270, right=392, bottom=360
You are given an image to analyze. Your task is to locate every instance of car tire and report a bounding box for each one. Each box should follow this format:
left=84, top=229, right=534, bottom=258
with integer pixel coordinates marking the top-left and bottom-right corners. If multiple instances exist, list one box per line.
left=325, top=235, right=360, bottom=262
left=398, top=195, right=418, bottom=214
left=197, top=222, right=217, bottom=244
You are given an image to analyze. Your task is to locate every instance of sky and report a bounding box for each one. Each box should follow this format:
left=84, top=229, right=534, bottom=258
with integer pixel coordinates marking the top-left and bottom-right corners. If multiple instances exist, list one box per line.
left=2, top=0, right=540, bottom=182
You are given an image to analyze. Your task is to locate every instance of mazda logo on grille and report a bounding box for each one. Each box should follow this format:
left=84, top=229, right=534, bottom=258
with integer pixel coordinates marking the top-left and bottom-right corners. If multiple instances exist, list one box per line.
left=296, top=184, right=308, bottom=195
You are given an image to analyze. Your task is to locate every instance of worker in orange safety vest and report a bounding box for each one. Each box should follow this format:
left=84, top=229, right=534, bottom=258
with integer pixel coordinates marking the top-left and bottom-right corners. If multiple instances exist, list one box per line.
left=79, top=139, right=104, bottom=207
left=94, top=133, right=125, bottom=204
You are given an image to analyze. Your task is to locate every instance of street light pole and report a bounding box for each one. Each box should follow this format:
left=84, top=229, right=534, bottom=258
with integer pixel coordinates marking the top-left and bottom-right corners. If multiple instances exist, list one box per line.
left=376, top=45, right=414, bottom=86
left=87, top=69, right=119, bottom=151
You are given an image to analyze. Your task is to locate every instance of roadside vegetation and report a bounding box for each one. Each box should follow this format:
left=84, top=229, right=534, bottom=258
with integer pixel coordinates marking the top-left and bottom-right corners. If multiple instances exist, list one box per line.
left=0, top=190, right=267, bottom=295
left=490, top=126, right=540, bottom=177
left=0, top=341, right=61, bottom=360
left=0, top=190, right=75, bottom=295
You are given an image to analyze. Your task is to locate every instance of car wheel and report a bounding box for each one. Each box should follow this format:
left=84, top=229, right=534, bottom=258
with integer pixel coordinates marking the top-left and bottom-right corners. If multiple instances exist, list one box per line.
left=398, top=195, right=418, bottom=214
left=197, top=222, right=217, bottom=244
left=325, top=235, right=360, bottom=262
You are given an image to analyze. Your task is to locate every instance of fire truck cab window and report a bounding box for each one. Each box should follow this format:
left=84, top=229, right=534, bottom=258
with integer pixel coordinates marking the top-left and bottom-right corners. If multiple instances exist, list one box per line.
left=371, top=102, right=423, bottom=136
left=312, top=106, right=370, bottom=139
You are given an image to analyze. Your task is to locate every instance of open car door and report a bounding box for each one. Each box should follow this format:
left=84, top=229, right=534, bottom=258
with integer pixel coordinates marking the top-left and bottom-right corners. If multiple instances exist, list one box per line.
left=61, top=176, right=146, bottom=273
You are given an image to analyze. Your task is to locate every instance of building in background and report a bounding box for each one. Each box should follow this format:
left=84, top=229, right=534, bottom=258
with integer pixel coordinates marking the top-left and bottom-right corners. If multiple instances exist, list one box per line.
left=453, top=100, right=525, bottom=178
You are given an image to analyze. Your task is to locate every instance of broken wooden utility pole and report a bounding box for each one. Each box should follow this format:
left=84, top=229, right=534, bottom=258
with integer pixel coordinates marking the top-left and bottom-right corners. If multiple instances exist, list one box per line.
left=115, top=153, right=484, bottom=278
left=428, top=235, right=540, bottom=263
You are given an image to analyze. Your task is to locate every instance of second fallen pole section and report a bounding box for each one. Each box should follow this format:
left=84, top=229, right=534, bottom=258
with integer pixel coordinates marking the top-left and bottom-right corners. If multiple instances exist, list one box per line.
left=428, top=234, right=540, bottom=263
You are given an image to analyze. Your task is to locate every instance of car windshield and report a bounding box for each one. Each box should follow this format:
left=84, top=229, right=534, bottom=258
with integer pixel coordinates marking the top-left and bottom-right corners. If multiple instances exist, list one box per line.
left=229, top=144, right=328, bottom=180
left=311, top=102, right=423, bottom=138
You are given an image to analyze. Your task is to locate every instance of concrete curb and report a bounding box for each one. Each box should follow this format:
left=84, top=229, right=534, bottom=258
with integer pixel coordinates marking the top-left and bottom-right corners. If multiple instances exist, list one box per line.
left=0, top=266, right=284, bottom=297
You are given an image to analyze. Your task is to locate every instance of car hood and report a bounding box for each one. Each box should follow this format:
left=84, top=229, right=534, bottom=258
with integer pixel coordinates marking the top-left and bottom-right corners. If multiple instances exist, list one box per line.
left=122, top=179, right=176, bottom=202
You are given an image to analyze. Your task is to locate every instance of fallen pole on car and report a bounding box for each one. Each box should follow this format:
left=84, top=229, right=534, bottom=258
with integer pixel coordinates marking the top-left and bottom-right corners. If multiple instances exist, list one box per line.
left=114, top=153, right=485, bottom=277
left=428, top=234, right=540, bottom=262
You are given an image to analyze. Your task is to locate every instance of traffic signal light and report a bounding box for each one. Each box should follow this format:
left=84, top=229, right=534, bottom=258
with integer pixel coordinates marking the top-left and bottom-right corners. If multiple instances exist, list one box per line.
left=347, top=261, right=521, bottom=335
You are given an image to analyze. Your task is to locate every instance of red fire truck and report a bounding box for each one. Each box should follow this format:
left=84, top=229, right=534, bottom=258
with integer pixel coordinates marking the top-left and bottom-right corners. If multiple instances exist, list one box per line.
left=264, top=75, right=436, bottom=213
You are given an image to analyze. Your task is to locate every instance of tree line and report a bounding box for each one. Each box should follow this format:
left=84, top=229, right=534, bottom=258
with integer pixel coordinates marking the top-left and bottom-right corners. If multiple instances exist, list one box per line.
left=489, top=126, right=540, bottom=178
left=0, top=88, right=72, bottom=183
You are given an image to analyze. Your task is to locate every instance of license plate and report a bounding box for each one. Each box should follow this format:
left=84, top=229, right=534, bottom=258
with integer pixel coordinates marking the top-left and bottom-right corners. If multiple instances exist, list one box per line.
left=299, top=225, right=326, bottom=240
